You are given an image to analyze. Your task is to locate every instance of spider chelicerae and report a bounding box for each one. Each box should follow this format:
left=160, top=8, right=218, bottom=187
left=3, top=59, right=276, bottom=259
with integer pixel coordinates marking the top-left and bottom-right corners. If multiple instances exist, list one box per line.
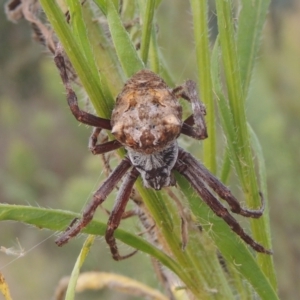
left=54, top=47, right=271, bottom=260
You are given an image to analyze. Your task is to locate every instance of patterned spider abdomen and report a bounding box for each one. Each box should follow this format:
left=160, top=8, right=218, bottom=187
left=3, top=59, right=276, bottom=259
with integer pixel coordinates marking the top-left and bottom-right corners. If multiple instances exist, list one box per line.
left=111, top=70, right=182, bottom=154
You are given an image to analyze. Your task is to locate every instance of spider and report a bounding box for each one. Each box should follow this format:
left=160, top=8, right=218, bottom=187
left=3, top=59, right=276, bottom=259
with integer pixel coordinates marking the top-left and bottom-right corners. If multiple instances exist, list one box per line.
left=54, top=47, right=271, bottom=260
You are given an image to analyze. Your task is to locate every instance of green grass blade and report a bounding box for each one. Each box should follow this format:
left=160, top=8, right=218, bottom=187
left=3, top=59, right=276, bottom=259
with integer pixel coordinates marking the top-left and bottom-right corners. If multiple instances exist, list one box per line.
left=66, top=0, right=91, bottom=58
left=219, top=148, right=232, bottom=184
left=139, top=0, right=156, bottom=65
left=0, top=204, right=187, bottom=283
left=133, top=182, right=207, bottom=299
left=65, top=235, right=95, bottom=300
left=106, top=0, right=144, bottom=78
left=93, top=0, right=107, bottom=15
left=211, top=40, right=243, bottom=178
left=213, top=39, right=278, bottom=293
left=215, top=0, right=247, bottom=159
left=0, top=204, right=214, bottom=298
left=80, top=3, right=123, bottom=94
left=66, top=0, right=114, bottom=106
left=237, top=2, right=276, bottom=284
left=148, top=28, right=160, bottom=74
left=248, top=125, right=277, bottom=288
left=39, top=0, right=113, bottom=117
left=237, top=0, right=271, bottom=96
left=215, top=0, right=275, bottom=284
left=190, top=0, right=216, bottom=173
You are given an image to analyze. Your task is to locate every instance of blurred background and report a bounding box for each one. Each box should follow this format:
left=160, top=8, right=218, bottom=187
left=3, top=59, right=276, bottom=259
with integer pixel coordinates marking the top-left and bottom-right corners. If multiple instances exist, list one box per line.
left=0, top=0, right=299, bottom=299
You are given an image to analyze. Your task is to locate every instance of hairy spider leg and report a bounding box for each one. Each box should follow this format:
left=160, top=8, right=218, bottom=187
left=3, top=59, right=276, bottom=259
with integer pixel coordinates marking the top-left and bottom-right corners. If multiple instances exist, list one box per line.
left=54, top=47, right=122, bottom=155
left=165, top=188, right=189, bottom=250
left=172, top=80, right=207, bottom=140
left=54, top=45, right=112, bottom=130
left=178, top=149, right=265, bottom=218
left=105, top=168, right=140, bottom=260
left=89, top=127, right=122, bottom=155
left=56, top=158, right=131, bottom=246
left=174, top=156, right=272, bottom=254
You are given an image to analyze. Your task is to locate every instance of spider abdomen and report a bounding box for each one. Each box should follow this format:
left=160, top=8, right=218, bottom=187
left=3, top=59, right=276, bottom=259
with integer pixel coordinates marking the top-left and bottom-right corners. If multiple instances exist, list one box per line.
left=111, top=70, right=182, bottom=154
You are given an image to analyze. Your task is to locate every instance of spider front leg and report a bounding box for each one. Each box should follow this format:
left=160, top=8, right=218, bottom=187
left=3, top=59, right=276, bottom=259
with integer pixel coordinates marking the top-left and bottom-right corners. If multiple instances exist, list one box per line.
left=178, top=149, right=265, bottom=218
left=56, top=158, right=131, bottom=246
left=172, top=80, right=207, bottom=140
left=89, top=127, right=122, bottom=155
left=174, top=159, right=272, bottom=254
left=54, top=44, right=112, bottom=130
left=105, top=168, right=140, bottom=260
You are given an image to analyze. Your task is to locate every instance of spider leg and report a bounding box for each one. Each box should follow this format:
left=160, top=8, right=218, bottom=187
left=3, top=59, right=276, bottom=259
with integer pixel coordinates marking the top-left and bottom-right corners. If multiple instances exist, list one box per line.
left=88, top=127, right=122, bottom=155
left=178, top=148, right=264, bottom=218
left=54, top=45, right=112, bottom=130
left=172, top=80, right=207, bottom=140
left=56, top=158, right=131, bottom=246
left=105, top=168, right=140, bottom=260
left=165, top=188, right=189, bottom=250
left=174, top=160, right=272, bottom=254
left=100, top=203, right=137, bottom=220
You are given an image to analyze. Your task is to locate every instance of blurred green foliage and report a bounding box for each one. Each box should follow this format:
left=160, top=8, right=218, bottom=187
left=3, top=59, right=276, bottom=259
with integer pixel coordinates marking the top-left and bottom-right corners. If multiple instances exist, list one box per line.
left=0, top=0, right=300, bottom=299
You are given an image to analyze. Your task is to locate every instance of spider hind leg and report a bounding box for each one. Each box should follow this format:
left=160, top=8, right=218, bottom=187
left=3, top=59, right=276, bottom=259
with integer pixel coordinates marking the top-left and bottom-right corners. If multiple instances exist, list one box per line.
left=55, top=158, right=131, bottom=247
left=174, top=155, right=272, bottom=255
left=105, top=168, right=140, bottom=260
left=178, top=149, right=265, bottom=218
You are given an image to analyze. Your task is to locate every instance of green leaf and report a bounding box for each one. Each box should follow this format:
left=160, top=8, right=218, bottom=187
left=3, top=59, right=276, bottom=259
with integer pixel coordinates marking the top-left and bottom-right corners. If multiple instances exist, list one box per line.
left=65, top=235, right=95, bottom=300
left=106, top=0, right=144, bottom=78
left=0, top=204, right=183, bottom=278
left=248, top=125, right=277, bottom=288
left=215, top=0, right=276, bottom=287
left=211, top=40, right=242, bottom=178
left=237, top=0, right=271, bottom=96
left=190, top=0, right=216, bottom=173
left=93, top=0, right=107, bottom=15
left=132, top=182, right=207, bottom=299
left=39, top=0, right=114, bottom=117
left=66, top=0, right=114, bottom=107
left=139, top=0, right=156, bottom=64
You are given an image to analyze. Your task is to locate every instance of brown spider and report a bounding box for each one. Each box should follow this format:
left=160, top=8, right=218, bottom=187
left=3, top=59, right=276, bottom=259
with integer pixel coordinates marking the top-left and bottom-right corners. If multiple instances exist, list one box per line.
left=54, top=47, right=271, bottom=260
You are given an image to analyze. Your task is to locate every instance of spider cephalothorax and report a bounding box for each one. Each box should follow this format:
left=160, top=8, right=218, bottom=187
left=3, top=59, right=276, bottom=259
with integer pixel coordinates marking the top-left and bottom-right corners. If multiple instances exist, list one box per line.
left=54, top=46, right=271, bottom=260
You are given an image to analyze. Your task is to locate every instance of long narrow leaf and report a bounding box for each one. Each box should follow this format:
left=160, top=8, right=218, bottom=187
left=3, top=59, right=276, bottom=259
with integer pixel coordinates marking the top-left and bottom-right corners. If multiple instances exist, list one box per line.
left=66, top=0, right=114, bottom=106
left=139, top=0, right=156, bottom=64
left=212, top=34, right=277, bottom=292
left=237, top=0, right=271, bottom=96
left=133, top=182, right=207, bottom=299
left=248, top=125, right=277, bottom=288
left=106, top=0, right=144, bottom=77
left=0, top=204, right=183, bottom=279
left=39, top=0, right=113, bottom=117
left=65, top=235, right=95, bottom=300
left=215, top=0, right=274, bottom=283
left=190, top=0, right=216, bottom=173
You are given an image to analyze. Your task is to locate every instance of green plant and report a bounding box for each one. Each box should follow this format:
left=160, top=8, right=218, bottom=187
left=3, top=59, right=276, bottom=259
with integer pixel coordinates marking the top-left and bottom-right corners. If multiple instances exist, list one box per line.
left=0, top=1, right=278, bottom=299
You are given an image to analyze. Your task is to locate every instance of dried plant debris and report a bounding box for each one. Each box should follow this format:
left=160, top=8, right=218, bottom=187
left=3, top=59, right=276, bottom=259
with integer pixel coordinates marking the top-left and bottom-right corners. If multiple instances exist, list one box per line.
left=54, top=271, right=168, bottom=300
